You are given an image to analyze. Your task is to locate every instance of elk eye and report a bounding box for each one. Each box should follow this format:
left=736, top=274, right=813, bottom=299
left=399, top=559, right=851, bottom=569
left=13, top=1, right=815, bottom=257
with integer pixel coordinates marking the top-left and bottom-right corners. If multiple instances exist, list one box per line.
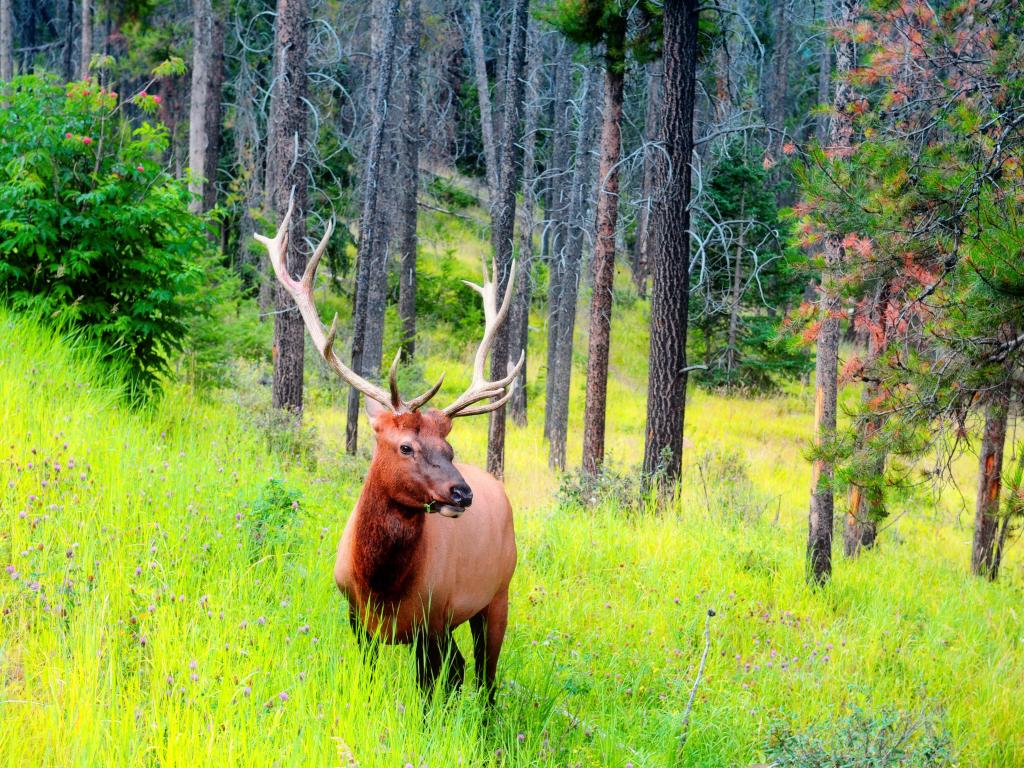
left=399, top=443, right=414, bottom=456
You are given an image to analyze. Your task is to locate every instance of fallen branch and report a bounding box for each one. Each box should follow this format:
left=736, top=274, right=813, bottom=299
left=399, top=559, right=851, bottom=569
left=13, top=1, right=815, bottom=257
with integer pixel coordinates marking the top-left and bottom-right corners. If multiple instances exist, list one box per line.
left=677, top=608, right=716, bottom=756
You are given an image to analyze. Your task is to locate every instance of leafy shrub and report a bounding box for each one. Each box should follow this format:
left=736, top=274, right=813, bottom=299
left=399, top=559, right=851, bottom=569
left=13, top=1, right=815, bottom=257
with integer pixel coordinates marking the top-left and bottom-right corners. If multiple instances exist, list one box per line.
left=230, top=361, right=320, bottom=468
left=694, top=447, right=770, bottom=524
left=0, top=74, right=208, bottom=395
left=413, top=250, right=486, bottom=348
left=242, top=478, right=303, bottom=554
left=764, top=704, right=955, bottom=767
left=427, top=176, right=479, bottom=210
left=557, top=464, right=650, bottom=511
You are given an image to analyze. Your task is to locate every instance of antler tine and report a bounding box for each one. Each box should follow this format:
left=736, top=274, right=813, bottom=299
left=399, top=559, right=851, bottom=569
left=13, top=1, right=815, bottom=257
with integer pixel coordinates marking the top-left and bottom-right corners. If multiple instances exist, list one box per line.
left=406, top=371, right=446, bottom=411
left=254, top=193, right=395, bottom=412
left=442, top=260, right=524, bottom=418
left=387, top=350, right=402, bottom=410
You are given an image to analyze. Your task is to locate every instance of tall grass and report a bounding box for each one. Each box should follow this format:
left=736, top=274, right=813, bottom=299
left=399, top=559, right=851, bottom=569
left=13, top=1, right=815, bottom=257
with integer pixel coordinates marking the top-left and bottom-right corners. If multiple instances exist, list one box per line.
left=2, top=300, right=1022, bottom=767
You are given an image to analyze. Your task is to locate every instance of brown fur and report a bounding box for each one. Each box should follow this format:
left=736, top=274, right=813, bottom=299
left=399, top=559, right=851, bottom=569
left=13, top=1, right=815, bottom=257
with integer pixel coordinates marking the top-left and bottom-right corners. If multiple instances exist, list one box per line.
left=335, top=406, right=517, bottom=698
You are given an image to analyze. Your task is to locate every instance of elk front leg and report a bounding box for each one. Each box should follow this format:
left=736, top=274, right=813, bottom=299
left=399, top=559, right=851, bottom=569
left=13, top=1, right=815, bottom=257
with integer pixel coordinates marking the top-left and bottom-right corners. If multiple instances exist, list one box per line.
left=415, top=630, right=465, bottom=694
left=349, top=605, right=378, bottom=667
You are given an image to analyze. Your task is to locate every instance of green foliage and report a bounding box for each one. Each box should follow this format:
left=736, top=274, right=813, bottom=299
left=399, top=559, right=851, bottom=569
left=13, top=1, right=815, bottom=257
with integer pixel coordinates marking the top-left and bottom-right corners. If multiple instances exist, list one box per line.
left=765, top=704, right=955, bottom=767
left=242, top=478, right=303, bottom=554
left=691, top=143, right=812, bottom=391
left=0, top=74, right=208, bottom=396
left=539, top=0, right=660, bottom=69
left=427, top=176, right=479, bottom=210
left=413, top=250, right=485, bottom=348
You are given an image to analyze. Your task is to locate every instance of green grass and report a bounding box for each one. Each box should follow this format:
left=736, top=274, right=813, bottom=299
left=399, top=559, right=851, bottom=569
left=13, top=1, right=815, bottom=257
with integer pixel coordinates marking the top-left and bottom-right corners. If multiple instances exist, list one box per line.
left=2, top=203, right=1023, bottom=765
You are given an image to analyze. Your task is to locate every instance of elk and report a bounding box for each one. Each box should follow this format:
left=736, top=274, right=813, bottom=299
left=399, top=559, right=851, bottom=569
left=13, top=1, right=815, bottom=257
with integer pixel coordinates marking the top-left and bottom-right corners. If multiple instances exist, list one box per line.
left=256, top=198, right=522, bottom=699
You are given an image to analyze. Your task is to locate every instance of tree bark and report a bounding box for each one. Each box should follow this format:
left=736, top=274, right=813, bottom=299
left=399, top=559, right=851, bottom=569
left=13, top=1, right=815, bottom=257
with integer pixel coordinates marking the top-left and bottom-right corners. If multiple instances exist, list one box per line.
left=398, top=0, right=422, bottom=362
left=203, top=10, right=225, bottom=215
left=188, top=0, right=223, bottom=214
left=724, top=194, right=746, bottom=379
left=0, top=0, right=12, bottom=82
left=766, top=0, right=790, bottom=173
left=641, top=0, right=699, bottom=485
left=542, top=41, right=576, bottom=441
left=79, top=0, right=90, bottom=78
left=62, top=0, right=74, bottom=81
left=484, top=0, right=529, bottom=479
left=547, top=64, right=601, bottom=469
left=345, top=0, right=401, bottom=453
left=816, top=0, right=832, bottom=146
left=507, top=22, right=541, bottom=427
left=468, top=0, right=498, bottom=196
left=581, top=60, right=625, bottom=477
left=265, top=0, right=309, bottom=413
left=631, top=58, right=663, bottom=297
left=971, top=379, right=1011, bottom=580
left=807, top=0, right=858, bottom=585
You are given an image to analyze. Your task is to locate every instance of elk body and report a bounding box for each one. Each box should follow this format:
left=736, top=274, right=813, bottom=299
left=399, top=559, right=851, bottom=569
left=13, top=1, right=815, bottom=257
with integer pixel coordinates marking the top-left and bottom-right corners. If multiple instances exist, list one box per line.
left=257, top=199, right=522, bottom=698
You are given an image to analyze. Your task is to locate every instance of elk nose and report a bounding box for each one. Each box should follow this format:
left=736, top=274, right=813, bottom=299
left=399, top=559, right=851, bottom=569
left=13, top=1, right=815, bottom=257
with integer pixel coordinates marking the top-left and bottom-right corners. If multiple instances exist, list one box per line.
left=450, top=483, right=473, bottom=507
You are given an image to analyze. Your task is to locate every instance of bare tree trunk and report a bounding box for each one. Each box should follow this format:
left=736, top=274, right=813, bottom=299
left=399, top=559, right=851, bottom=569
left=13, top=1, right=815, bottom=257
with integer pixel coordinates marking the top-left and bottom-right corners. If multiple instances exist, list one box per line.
left=724, top=194, right=746, bottom=378
left=0, top=0, right=12, bottom=82
left=188, top=0, right=217, bottom=214
left=641, top=0, right=699, bottom=485
left=807, top=0, right=858, bottom=585
left=542, top=41, right=576, bottom=441
left=581, top=55, right=626, bottom=477
left=203, top=11, right=226, bottom=215
left=265, top=0, right=309, bottom=413
left=631, top=58, right=662, bottom=297
left=766, top=0, right=790, bottom=163
left=345, top=0, right=401, bottom=453
left=507, top=21, right=541, bottom=427
left=972, top=380, right=1012, bottom=580
left=468, top=0, right=498, bottom=196
left=235, top=54, right=265, bottom=296
left=79, top=0, right=90, bottom=77
left=62, top=0, right=74, bottom=80
left=816, top=0, right=832, bottom=146
left=548, top=65, right=601, bottom=470
left=398, top=0, right=422, bottom=361
left=484, top=0, right=528, bottom=479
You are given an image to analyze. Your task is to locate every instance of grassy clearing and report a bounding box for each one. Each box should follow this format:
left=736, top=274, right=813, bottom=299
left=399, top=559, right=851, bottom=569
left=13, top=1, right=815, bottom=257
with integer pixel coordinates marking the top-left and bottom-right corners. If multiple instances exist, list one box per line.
left=2, top=195, right=1022, bottom=765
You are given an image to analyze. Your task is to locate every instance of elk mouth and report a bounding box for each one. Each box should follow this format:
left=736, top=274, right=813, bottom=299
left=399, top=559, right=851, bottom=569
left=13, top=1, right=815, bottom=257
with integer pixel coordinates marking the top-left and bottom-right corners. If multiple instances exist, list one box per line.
left=436, top=504, right=465, bottom=518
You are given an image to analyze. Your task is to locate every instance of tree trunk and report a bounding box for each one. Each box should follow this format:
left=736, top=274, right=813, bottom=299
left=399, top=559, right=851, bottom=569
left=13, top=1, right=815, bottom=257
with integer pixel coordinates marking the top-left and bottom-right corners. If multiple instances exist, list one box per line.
left=816, top=0, right=832, bottom=146
left=641, top=0, right=699, bottom=485
left=631, top=58, right=663, bottom=297
left=188, top=0, right=217, bottom=214
left=807, top=0, right=858, bottom=585
left=971, top=380, right=1012, bottom=580
left=581, top=61, right=625, bottom=477
left=548, top=65, right=601, bottom=470
left=79, top=0, right=90, bottom=77
left=203, top=11, right=225, bottom=215
left=766, top=0, right=790, bottom=168
left=62, top=0, right=74, bottom=80
left=468, top=0, right=498, bottom=196
left=484, top=0, right=529, bottom=479
left=345, top=0, right=401, bottom=453
left=542, top=41, right=576, bottom=441
left=398, top=0, right=422, bottom=362
left=265, top=0, right=309, bottom=413
left=724, top=194, right=746, bottom=378
left=507, top=22, right=541, bottom=427
left=0, top=0, right=12, bottom=82
left=235, top=54, right=265, bottom=297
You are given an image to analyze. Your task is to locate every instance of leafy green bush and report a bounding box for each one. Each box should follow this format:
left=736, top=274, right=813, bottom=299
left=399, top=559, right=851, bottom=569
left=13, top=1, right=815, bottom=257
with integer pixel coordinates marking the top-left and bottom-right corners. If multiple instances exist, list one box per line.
left=241, top=478, right=303, bottom=555
left=0, top=74, right=208, bottom=395
left=765, top=704, right=955, bottom=767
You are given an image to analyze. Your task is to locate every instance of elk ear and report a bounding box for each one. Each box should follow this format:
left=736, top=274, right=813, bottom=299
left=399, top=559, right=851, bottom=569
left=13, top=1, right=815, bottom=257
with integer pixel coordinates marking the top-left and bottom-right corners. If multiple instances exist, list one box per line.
left=365, top=398, right=390, bottom=431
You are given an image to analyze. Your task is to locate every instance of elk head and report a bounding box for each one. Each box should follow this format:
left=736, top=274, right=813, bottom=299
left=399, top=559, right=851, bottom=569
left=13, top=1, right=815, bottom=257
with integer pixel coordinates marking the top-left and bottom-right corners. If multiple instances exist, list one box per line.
left=256, top=193, right=524, bottom=518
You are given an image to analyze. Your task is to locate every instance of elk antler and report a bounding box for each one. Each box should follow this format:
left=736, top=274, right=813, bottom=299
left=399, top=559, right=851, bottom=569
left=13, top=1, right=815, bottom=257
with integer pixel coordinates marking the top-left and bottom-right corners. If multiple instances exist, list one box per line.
left=441, top=256, right=525, bottom=418
left=255, top=191, right=441, bottom=413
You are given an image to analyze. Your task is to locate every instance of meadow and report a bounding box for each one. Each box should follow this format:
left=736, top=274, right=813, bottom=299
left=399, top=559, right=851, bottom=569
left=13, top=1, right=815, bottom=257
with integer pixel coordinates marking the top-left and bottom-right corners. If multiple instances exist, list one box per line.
left=2, top=263, right=1023, bottom=767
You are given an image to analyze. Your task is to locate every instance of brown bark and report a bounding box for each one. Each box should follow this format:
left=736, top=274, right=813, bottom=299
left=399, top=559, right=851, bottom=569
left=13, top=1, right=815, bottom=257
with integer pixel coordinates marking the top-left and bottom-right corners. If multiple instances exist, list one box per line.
left=631, top=58, right=663, bottom=297
left=816, top=0, right=833, bottom=146
left=807, top=0, right=858, bottom=585
left=188, top=0, right=225, bottom=215
left=507, top=22, right=541, bottom=427
left=641, top=0, right=699, bottom=485
left=79, top=0, right=90, bottom=77
left=581, top=63, right=625, bottom=477
left=971, top=380, right=1011, bottom=580
left=265, top=0, right=309, bottom=413
left=345, top=0, right=401, bottom=453
left=548, top=65, right=601, bottom=470
left=398, top=0, right=422, bottom=362
left=484, top=0, right=529, bottom=479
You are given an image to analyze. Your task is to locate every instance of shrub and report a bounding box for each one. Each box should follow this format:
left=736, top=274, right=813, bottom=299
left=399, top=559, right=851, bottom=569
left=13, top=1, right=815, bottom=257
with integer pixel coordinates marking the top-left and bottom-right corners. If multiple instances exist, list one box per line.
left=764, top=704, right=955, bottom=767
left=0, top=74, right=208, bottom=395
left=242, top=478, right=303, bottom=554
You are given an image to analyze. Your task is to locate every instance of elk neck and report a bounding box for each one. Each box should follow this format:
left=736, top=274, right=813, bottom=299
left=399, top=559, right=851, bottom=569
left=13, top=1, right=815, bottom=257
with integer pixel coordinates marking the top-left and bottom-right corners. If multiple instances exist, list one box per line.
left=350, top=458, right=426, bottom=602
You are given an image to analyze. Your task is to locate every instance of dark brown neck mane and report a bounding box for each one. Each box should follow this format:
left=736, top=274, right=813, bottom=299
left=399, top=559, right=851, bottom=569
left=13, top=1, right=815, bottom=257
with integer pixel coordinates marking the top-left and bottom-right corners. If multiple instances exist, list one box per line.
left=351, top=465, right=425, bottom=601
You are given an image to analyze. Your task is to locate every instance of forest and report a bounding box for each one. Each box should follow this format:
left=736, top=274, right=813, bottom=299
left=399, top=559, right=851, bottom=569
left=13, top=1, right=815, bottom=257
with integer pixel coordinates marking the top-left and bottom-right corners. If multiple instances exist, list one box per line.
left=1, top=0, right=1023, bottom=765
